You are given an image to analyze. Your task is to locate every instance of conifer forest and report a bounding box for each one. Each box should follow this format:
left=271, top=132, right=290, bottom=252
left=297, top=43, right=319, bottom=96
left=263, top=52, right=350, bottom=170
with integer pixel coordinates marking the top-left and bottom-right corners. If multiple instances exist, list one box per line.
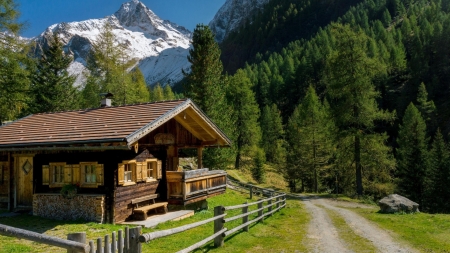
left=3, top=0, right=450, bottom=213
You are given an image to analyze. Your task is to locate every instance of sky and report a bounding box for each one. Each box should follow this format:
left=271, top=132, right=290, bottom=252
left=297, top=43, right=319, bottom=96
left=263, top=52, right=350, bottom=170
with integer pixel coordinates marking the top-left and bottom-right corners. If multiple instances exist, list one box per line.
left=17, top=0, right=226, bottom=38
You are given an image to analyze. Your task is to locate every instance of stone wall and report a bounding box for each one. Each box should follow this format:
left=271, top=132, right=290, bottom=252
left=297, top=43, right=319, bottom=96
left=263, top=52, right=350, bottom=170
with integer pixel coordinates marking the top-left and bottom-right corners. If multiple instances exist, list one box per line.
left=33, top=194, right=105, bottom=223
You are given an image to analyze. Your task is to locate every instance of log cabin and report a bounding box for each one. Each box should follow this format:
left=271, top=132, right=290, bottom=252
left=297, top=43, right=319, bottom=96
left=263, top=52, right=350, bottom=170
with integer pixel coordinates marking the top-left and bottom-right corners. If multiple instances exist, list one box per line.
left=0, top=99, right=231, bottom=223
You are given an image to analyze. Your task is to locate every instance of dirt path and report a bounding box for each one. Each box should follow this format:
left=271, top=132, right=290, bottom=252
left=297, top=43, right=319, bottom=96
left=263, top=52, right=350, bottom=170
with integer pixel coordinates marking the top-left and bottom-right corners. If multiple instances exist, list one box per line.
left=301, top=197, right=418, bottom=253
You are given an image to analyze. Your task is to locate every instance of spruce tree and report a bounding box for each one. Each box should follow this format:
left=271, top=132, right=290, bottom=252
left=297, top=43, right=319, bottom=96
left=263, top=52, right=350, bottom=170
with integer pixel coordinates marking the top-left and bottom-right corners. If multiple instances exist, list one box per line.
left=183, top=24, right=234, bottom=169
left=150, top=84, right=164, bottom=102
left=325, top=23, right=394, bottom=196
left=163, top=85, right=176, bottom=100
left=252, top=148, right=266, bottom=183
left=0, top=0, right=31, bottom=123
left=29, top=32, right=78, bottom=113
left=396, top=103, right=428, bottom=205
left=286, top=86, right=335, bottom=193
left=260, top=104, right=285, bottom=165
left=416, top=82, right=437, bottom=135
left=227, top=70, right=261, bottom=169
left=425, top=129, right=450, bottom=212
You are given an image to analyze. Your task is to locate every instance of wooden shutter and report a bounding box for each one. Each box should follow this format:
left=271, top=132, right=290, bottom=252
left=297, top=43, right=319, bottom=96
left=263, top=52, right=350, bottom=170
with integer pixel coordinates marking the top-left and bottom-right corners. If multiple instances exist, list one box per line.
left=42, top=165, right=49, bottom=185
left=118, top=163, right=124, bottom=185
left=131, top=162, right=137, bottom=182
left=157, top=160, right=162, bottom=179
left=72, top=165, right=80, bottom=184
left=64, top=165, right=72, bottom=184
left=80, top=164, right=86, bottom=186
left=136, top=162, right=143, bottom=182
left=96, top=164, right=104, bottom=186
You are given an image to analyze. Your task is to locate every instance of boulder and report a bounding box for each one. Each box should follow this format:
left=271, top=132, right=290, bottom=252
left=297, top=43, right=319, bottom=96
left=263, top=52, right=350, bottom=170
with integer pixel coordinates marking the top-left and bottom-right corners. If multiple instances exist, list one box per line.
left=378, top=194, right=420, bottom=213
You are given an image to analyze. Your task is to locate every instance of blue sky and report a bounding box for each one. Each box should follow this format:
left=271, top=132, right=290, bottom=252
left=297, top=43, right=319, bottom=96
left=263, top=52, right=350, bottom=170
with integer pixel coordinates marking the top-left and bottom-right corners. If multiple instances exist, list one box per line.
left=17, top=0, right=226, bottom=38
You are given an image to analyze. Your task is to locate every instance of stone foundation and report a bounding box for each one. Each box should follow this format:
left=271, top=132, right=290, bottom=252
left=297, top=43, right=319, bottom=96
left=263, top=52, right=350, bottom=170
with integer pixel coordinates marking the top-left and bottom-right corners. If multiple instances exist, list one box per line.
left=33, top=193, right=105, bottom=223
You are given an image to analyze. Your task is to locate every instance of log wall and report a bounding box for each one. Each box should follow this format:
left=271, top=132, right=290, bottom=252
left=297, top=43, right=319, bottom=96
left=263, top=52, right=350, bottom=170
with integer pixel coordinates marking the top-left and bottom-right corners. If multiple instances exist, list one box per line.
left=113, top=181, right=159, bottom=223
left=33, top=194, right=105, bottom=222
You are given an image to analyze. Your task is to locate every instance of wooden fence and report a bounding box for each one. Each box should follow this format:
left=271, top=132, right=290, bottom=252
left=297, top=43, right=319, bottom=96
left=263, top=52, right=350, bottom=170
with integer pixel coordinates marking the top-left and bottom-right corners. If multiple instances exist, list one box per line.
left=0, top=182, right=286, bottom=253
left=139, top=193, right=286, bottom=252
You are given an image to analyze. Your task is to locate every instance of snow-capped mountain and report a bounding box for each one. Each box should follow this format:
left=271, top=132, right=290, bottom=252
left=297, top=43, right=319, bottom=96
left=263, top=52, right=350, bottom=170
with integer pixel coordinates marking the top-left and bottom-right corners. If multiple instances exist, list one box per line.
left=209, top=0, right=270, bottom=42
left=32, top=0, right=191, bottom=86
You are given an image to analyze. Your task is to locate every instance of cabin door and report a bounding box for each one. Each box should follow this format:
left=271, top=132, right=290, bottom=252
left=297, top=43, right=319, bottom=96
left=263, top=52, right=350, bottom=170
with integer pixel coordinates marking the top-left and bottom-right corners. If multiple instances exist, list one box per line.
left=15, top=156, right=34, bottom=207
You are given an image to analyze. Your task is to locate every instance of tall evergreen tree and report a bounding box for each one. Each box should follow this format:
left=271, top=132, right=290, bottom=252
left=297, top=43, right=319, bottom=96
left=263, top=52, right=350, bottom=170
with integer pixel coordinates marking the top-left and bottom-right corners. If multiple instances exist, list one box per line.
left=163, top=85, right=176, bottom=100
left=0, top=0, right=31, bottom=123
left=252, top=148, right=266, bottom=183
left=150, top=84, right=164, bottom=102
left=424, top=129, right=450, bottom=212
left=325, top=23, right=394, bottom=196
left=416, top=82, right=437, bottom=135
left=260, top=104, right=285, bottom=165
left=29, top=33, right=78, bottom=113
left=286, top=86, right=335, bottom=192
left=227, top=70, right=261, bottom=169
left=396, top=103, right=428, bottom=205
left=183, top=24, right=234, bottom=169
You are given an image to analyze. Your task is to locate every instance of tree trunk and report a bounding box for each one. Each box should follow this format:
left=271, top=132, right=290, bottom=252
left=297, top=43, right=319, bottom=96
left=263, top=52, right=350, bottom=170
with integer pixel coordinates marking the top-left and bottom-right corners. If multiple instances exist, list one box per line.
left=355, top=135, right=363, bottom=195
left=235, top=152, right=241, bottom=169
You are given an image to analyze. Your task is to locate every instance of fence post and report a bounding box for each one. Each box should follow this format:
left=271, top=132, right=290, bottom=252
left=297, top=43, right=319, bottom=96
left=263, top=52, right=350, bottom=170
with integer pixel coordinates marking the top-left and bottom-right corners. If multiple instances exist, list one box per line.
left=258, top=201, right=264, bottom=223
left=67, top=232, right=86, bottom=253
left=214, top=206, right=224, bottom=247
left=276, top=196, right=280, bottom=209
left=118, top=229, right=123, bottom=253
left=111, top=231, right=116, bottom=253
left=268, top=198, right=272, bottom=217
left=129, top=226, right=142, bottom=253
left=249, top=184, right=253, bottom=199
left=105, top=234, right=110, bottom=253
left=125, top=227, right=129, bottom=253
left=97, top=237, right=102, bottom=253
left=89, top=241, right=94, bottom=253
left=242, top=201, right=249, bottom=232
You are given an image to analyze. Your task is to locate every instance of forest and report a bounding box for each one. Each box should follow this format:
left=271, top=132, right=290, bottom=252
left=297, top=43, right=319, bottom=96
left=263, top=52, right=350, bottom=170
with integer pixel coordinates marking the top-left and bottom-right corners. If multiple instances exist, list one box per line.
left=2, top=0, right=450, bottom=213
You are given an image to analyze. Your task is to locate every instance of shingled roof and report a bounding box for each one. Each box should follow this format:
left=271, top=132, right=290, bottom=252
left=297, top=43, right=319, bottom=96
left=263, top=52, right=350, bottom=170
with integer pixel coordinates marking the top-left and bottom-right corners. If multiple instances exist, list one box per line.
left=0, top=99, right=231, bottom=151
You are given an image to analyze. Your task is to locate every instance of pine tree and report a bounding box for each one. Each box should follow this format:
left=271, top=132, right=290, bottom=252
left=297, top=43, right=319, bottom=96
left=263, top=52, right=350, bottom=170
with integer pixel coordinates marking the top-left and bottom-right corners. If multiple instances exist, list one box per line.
left=252, top=148, right=266, bottom=183
left=163, top=85, right=176, bottom=100
left=227, top=70, right=261, bottom=169
left=396, top=103, right=428, bottom=205
left=416, top=82, right=437, bottom=135
left=29, top=32, right=78, bottom=113
left=183, top=24, right=234, bottom=169
left=286, top=86, right=335, bottom=192
left=325, top=23, right=394, bottom=196
left=260, top=104, right=285, bottom=165
left=0, top=0, right=31, bottom=123
left=424, top=129, right=450, bottom=212
left=150, top=84, right=164, bottom=102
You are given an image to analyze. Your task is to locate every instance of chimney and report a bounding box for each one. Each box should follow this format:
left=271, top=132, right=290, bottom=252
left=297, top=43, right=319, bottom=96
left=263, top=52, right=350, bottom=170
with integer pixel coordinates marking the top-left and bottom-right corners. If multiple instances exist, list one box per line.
left=99, top=92, right=114, bottom=107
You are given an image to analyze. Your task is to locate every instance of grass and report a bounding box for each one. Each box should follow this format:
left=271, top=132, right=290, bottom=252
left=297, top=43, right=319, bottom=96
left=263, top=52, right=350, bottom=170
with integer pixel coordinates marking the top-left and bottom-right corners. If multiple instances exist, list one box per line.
left=320, top=206, right=377, bottom=253
left=0, top=189, right=309, bottom=253
left=226, top=164, right=289, bottom=192
left=349, top=207, right=450, bottom=253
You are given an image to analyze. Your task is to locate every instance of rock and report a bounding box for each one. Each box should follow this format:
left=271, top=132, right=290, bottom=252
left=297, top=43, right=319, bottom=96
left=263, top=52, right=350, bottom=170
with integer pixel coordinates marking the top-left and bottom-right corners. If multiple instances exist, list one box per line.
left=378, top=194, right=420, bottom=213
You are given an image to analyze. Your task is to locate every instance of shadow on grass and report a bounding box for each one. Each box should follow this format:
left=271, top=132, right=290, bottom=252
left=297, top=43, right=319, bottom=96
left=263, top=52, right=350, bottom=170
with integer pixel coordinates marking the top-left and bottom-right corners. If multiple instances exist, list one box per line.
left=0, top=213, right=88, bottom=234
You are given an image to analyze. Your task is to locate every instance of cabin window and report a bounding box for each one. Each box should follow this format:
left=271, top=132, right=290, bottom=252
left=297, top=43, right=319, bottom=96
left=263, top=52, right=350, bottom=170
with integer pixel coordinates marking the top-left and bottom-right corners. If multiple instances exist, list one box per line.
left=118, top=160, right=137, bottom=186
left=80, top=162, right=104, bottom=188
left=44, top=162, right=103, bottom=188
left=143, top=159, right=162, bottom=181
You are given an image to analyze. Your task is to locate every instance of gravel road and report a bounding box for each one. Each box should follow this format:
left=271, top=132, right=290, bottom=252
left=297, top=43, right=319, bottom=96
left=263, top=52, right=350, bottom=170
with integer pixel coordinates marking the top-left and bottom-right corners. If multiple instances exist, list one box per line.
left=301, top=197, right=418, bottom=253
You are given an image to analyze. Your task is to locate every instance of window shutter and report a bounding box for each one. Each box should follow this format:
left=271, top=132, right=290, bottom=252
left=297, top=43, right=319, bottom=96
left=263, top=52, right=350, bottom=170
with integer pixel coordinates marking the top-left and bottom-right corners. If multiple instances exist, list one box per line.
left=118, top=163, right=124, bottom=185
left=64, top=165, right=72, bottom=184
left=80, top=164, right=86, bottom=186
left=132, top=162, right=137, bottom=182
left=96, top=164, right=104, bottom=186
left=42, top=165, right=49, bottom=185
left=136, top=162, right=144, bottom=182
left=72, top=165, right=80, bottom=184
left=157, top=160, right=162, bottom=179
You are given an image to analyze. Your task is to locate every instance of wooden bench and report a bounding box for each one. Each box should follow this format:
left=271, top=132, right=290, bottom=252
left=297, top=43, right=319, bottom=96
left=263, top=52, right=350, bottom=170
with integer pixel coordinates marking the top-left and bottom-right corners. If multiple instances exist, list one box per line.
left=131, top=194, right=168, bottom=220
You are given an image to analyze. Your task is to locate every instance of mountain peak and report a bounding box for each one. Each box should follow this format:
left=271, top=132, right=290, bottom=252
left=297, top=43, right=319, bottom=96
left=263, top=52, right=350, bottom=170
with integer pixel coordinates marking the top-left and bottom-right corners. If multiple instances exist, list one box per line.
left=114, top=0, right=160, bottom=29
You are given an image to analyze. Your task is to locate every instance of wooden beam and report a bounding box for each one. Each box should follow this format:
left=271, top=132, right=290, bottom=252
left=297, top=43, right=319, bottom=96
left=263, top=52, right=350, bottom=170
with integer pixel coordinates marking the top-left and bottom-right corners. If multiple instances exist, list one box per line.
left=197, top=147, right=203, bottom=169
left=184, top=108, right=217, bottom=139
left=174, top=115, right=205, bottom=141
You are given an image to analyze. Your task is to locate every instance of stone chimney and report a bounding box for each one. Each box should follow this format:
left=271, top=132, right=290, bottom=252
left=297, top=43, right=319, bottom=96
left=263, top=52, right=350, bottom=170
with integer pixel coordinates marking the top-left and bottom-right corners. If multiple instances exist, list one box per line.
left=99, top=92, right=114, bottom=107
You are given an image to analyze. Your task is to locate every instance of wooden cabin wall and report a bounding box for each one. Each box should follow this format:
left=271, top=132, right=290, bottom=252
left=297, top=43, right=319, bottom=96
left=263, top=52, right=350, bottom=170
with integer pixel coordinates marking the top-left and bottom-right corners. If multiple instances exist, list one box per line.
left=113, top=181, right=158, bottom=223
left=0, top=153, right=10, bottom=208
left=34, top=150, right=139, bottom=223
left=138, top=119, right=203, bottom=147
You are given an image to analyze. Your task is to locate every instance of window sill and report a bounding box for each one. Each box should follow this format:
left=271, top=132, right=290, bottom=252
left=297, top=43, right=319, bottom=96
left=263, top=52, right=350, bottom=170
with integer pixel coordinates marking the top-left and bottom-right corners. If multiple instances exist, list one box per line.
left=122, top=182, right=136, bottom=186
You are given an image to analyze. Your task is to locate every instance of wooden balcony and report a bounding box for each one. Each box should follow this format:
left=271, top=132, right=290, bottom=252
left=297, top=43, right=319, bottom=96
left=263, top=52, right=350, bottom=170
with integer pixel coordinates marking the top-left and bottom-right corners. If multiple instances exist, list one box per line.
left=166, top=168, right=227, bottom=205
